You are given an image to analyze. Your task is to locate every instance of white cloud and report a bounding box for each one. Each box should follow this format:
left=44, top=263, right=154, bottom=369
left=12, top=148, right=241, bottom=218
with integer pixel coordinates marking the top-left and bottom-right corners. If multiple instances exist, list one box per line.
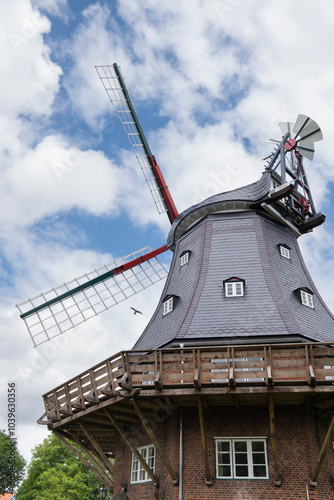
left=0, top=0, right=61, bottom=118
left=32, top=0, right=70, bottom=21
left=0, top=135, right=121, bottom=231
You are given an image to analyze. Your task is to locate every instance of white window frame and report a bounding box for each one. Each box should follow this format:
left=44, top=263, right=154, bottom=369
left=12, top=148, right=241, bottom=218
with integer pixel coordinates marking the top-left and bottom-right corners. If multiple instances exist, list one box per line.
left=279, top=245, right=290, bottom=259
left=224, top=281, right=244, bottom=297
left=215, top=438, right=268, bottom=480
left=162, top=297, right=173, bottom=316
left=131, top=444, right=155, bottom=484
left=301, top=290, right=314, bottom=309
left=180, top=252, right=189, bottom=266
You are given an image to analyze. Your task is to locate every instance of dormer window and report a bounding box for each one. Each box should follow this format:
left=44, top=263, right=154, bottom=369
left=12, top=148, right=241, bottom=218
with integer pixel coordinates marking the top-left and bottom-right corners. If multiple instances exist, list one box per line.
left=180, top=251, right=190, bottom=266
left=278, top=243, right=291, bottom=260
left=162, top=295, right=179, bottom=316
left=295, top=287, right=314, bottom=309
left=223, top=277, right=245, bottom=297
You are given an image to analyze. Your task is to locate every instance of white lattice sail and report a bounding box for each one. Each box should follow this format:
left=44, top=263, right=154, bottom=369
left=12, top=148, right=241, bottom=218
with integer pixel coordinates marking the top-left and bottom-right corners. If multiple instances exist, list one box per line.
left=96, top=64, right=168, bottom=215
left=16, top=247, right=168, bottom=347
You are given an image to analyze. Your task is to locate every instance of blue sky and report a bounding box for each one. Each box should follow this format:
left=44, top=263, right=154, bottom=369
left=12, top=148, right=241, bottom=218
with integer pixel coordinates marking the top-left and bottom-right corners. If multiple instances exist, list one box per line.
left=1, top=0, right=334, bottom=463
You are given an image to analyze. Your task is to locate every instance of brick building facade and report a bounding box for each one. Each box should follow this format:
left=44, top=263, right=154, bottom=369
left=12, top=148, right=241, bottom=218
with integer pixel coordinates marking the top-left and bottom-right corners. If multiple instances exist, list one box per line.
left=111, top=407, right=334, bottom=499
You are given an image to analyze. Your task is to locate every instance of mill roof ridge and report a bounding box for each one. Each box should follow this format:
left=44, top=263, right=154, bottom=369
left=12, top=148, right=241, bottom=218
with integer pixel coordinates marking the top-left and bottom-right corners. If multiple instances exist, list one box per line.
left=168, top=172, right=271, bottom=247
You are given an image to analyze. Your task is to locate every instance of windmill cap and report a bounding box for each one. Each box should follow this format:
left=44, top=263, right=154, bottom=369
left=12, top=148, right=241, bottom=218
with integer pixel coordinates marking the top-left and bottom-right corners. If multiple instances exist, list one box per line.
left=167, top=172, right=272, bottom=248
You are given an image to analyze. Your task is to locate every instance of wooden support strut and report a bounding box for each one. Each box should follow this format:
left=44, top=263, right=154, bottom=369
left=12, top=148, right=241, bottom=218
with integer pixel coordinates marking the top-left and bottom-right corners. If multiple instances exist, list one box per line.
left=78, top=423, right=126, bottom=490
left=103, top=410, right=159, bottom=487
left=310, top=413, right=334, bottom=486
left=268, top=393, right=281, bottom=486
left=52, top=429, right=114, bottom=491
left=197, top=396, right=212, bottom=485
left=132, top=399, right=179, bottom=485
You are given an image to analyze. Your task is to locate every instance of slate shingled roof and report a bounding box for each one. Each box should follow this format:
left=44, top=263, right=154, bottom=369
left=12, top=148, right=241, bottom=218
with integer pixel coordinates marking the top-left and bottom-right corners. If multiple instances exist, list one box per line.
left=133, top=174, right=334, bottom=350
left=167, top=171, right=272, bottom=248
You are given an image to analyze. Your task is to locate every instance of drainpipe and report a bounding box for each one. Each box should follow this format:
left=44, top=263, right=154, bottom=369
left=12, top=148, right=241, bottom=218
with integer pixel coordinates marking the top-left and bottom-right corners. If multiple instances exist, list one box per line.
left=179, top=407, right=184, bottom=500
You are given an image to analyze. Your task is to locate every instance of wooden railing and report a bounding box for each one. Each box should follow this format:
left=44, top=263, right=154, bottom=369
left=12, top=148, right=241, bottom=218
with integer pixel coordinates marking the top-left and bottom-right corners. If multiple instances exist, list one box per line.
left=41, top=343, right=334, bottom=423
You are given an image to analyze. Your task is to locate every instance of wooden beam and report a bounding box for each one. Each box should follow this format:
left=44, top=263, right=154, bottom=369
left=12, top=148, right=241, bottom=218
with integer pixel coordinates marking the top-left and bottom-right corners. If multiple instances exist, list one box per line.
left=64, top=429, right=114, bottom=476
left=268, top=393, right=281, bottom=486
left=81, top=415, right=115, bottom=426
left=78, top=423, right=126, bottom=490
left=310, top=413, right=334, bottom=486
left=48, top=384, right=334, bottom=430
left=52, top=429, right=113, bottom=491
left=197, top=396, right=212, bottom=485
left=104, top=410, right=159, bottom=486
left=132, top=399, right=179, bottom=485
left=306, top=393, right=334, bottom=408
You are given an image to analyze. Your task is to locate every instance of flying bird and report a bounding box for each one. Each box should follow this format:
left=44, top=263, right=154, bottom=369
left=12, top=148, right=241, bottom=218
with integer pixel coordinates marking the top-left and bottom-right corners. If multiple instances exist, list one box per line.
left=130, top=307, right=143, bottom=315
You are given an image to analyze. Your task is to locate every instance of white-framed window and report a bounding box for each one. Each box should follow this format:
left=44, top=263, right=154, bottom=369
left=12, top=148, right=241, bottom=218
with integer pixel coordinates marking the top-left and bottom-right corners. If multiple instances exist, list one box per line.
left=131, top=444, right=155, bottom=483
left=224, top=280, right=244, bottom=297
left=279, top=244, right=290, bottom=259
left=215, top=438, right=268, bottom=480
left=180, top=251, right=189, bottom=266
left=301, top=290, right=314, bottom=308
left=162, top=297, right=173, bottom=316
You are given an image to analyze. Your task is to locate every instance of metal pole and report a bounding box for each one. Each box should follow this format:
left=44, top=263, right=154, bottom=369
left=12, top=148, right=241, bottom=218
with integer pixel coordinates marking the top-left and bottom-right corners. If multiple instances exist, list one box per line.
left=280, top=132, right=290, bottom=184
left=179, top=407, right=183, bottom=500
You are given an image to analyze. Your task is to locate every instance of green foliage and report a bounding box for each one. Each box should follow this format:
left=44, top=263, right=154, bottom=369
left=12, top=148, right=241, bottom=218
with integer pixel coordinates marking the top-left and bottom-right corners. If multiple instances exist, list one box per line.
left=16, top=433, right=103, bottom=500
left=0, top=430, right=26, bottom=494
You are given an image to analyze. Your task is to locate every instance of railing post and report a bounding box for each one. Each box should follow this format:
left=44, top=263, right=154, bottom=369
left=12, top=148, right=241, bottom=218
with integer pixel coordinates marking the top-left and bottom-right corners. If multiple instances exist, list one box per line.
left=119, top=352, right=133, bottom=390
left=155, top=350, right=163, bottom=390
left=228, top=347, right=235, bottom=387
left=194, top=349, right=201, bottom=388
left=265, top=347, right=273, bottom=387
left=305, top=345, right=316, bottom=387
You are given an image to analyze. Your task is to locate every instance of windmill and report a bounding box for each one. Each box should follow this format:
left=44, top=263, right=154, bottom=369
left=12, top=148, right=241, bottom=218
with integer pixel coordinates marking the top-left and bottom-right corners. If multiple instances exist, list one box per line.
left=16, top=64, right=178, bottom=347
left=16, top=65, right=324, bottom=348
left=25, top=71, right=334, bottom=497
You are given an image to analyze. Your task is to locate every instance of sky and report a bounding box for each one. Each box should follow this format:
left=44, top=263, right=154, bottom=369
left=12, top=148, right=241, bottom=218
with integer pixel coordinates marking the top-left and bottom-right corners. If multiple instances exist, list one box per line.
left=1, top=0, right=334, bottom=465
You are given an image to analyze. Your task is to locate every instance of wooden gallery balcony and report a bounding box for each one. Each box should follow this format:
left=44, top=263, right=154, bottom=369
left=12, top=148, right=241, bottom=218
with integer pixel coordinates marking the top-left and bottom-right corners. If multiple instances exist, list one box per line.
left=38, top=343, right=334, bottom=489
left=39, top=342, right=334, bottom=428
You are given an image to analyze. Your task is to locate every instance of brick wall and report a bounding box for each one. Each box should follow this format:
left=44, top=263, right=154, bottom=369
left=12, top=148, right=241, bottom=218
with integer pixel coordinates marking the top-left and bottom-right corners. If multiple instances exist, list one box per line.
left=112, top=405, right=334, bottom=500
